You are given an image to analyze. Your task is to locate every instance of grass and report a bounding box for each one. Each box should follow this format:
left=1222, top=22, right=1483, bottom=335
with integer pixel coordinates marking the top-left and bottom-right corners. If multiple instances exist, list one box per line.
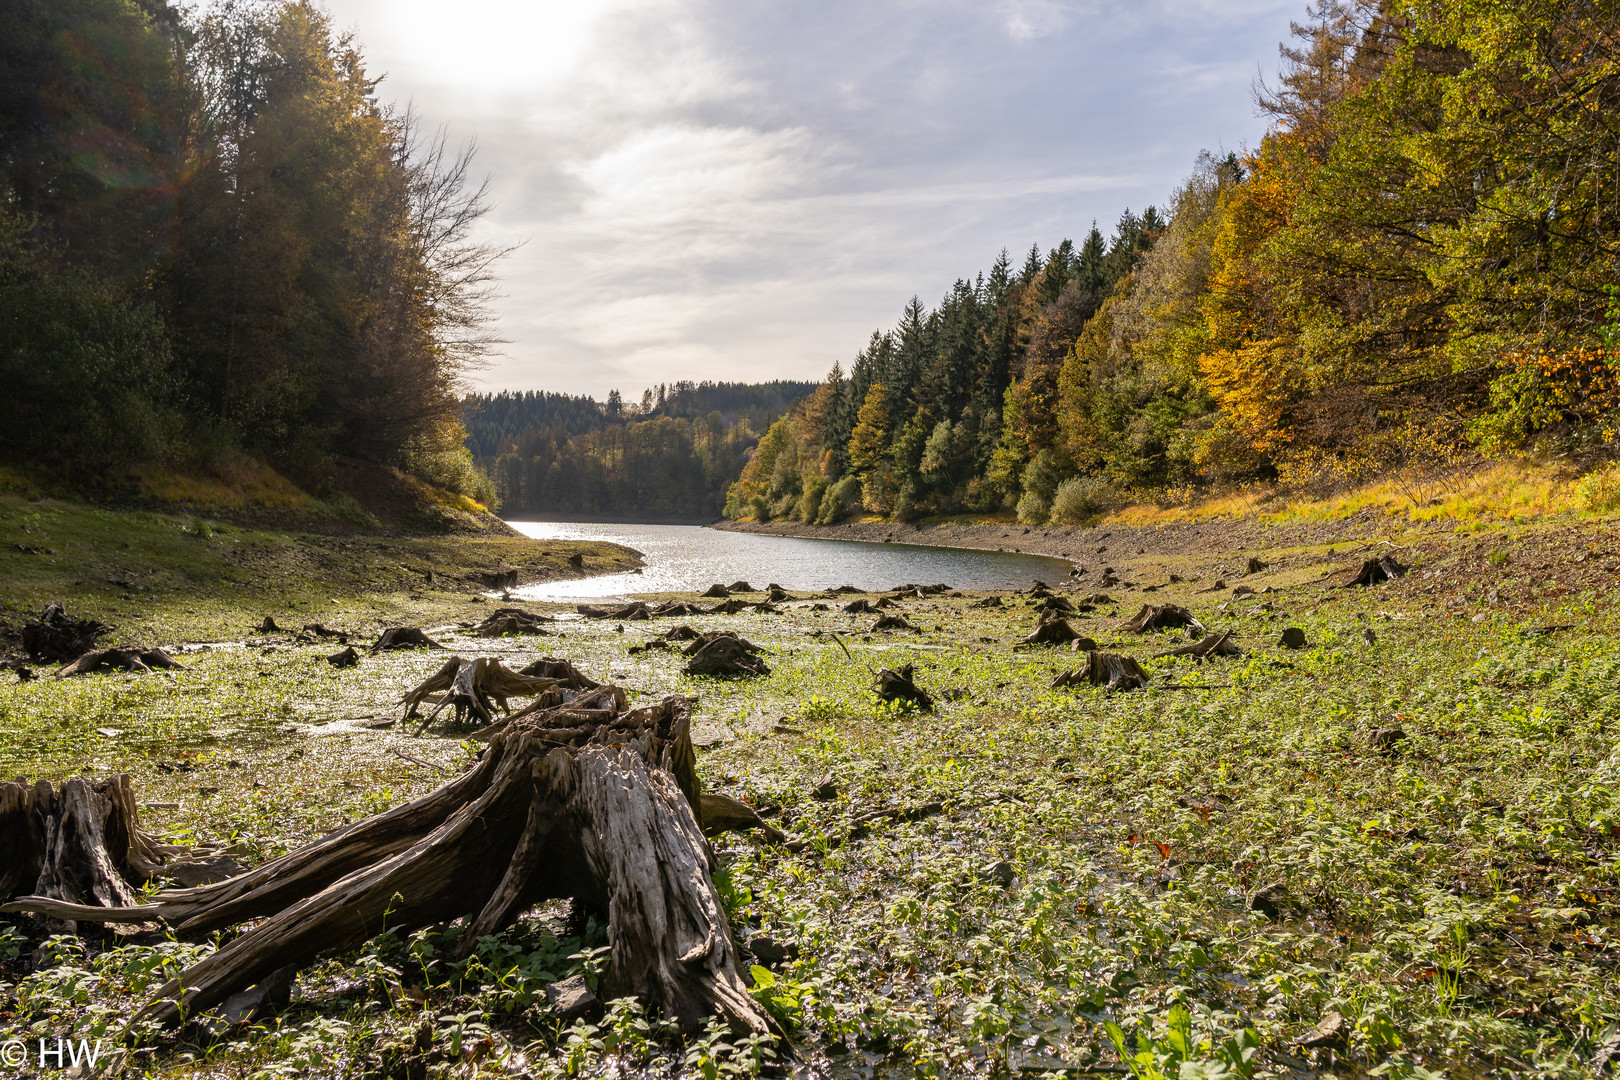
left=1, top=510, right=1618, bottom=1077
left=1105, top=459, right=1620, bottom=531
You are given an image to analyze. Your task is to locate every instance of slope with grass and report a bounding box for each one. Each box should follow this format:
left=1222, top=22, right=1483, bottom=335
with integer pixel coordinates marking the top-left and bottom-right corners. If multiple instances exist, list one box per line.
left=0, top=509, right=1617, bottom=1078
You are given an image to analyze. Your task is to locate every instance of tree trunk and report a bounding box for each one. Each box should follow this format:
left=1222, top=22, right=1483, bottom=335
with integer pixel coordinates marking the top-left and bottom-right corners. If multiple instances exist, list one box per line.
left=2, top=695, right=773, bottom=1037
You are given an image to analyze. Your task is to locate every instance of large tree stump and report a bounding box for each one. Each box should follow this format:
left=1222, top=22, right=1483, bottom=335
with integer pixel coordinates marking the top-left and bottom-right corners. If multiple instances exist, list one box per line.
left=2, top=696, right=774, bottom=1037
left=1052, top=651, right=1150, bottom=691
left=21, top=602, right=109, bottom=662
left=0, top=776, right=213, bottom=930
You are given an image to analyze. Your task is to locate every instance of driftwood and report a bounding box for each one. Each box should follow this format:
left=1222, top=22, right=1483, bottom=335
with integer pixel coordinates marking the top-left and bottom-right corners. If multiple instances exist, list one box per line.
left=22, top=602, right=109, bottom=662
left=870, top=615, right=921, bottom=633
left=684, top=635, right=770, bottom=678
left=401, top=657, right=562, bottom=731
left=57, top=646, right=184, bottom=677
left=371, top=627, right=442, bottom=652
left=875, top=664, right=932, bottom=710
left=1120, top=604, right=1203, bottom=634
left=0, top=776, right=237, bottom=930
left=4, top=696, right=776, bottom=1038
left=1346, top=556, right=1407, bottom=587
left=474, top=608, right=556, bottom=636
left=698, top=793, right=786, bottom=843
left=1052, top=651, right=1150, bottom=691
left=517, top=658, right=601, bottom=691
left=1152, top=629, right=1242, bottom=660
left=1019, top=613, right=1081, bottom=646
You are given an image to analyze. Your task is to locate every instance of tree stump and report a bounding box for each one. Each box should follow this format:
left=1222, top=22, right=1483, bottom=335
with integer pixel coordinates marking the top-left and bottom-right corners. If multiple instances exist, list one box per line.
left=57, top=647, right=184, bottom=676
left=875, top=664, right=932, bottom=710
left=1052, top=651, right=1150, bottom=691
left=401, top=657, right=562, bottom=732
left=0, top=776, right=187, bottom=929
left=3, top=695, right=775, bottom=1037
left=1120, top=604, right=1203, bottom=634
left=1346, top=555, right=1407, bottom=587
left=371, top=627, right=442, bottom=652
left=21, top=602, right=109, bottom=662
left=1019, top=613, right=1081, bottom=646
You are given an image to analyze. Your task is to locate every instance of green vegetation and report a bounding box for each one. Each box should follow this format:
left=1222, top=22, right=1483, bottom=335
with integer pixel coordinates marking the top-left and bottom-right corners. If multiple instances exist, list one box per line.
left=1, top=0, right=499, bottom=502
left=727, top=1, right=1620, bottom=525
left=2, top=512, right=1618, bottom=1077
left=464, top=382, right=818, bottom=520
left=0, top=498, right=637, bottom=644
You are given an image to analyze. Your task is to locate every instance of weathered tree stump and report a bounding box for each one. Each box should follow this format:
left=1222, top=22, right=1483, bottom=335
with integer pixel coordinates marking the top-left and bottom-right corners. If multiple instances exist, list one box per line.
left=1346, top=555, right=1407, bottom=587
left=473, top=608, right=556, bottom=636
left=402, top=657, right=562, bottom=732
left=58, top=646, right=184, bottom=676
left=1120, top=604, right=1203, bottom=634
left=1019, top=613, right=1081, bottom=646
left=684, top=634, right=770, bottom=677
left=0, top=775, right=231, bottom=930
left=3, top=696, right=775, bottom=1037
left=21, top=602, right=109, bottom=662
left=517, top=657, right=601, bottom=690
left=875, top=664, right=932, bottom=710
left=870, top=615, right=920, bottom=633
left=1052, top=651, right=1150, bottom=691
left=700, top=583, right=730, bottom=598
left=371, top=627, right=442, bottom=652
left=1152, top=629, right=1242, bottom=660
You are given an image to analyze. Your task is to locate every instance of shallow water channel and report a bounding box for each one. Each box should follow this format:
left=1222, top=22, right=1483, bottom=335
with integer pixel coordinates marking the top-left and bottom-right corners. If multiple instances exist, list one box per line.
left=506, top=521, right=1070, bottom=600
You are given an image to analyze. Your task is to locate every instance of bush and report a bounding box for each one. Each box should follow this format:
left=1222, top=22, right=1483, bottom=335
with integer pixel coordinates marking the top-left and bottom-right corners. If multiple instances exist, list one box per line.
left=816, top=476, right=860, bottom=524
left=1049, top=475, right=1124, bottom=524
left=1015, top=489, right=1050, bottom=524
left=1575, top=462, right=1620, bottom=513
left=750, top=492, right=772, bottom=521
left=796, top=475, right=828, bottom=523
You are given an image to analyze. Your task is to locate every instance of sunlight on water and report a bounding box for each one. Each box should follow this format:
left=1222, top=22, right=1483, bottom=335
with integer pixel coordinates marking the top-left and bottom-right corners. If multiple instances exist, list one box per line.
left=506, top=522, right=1069, bottom=600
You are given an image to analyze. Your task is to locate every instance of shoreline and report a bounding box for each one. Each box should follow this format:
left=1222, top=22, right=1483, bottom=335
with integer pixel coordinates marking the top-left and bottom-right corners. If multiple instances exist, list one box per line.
left=709, top=510, right=1431, bottom=566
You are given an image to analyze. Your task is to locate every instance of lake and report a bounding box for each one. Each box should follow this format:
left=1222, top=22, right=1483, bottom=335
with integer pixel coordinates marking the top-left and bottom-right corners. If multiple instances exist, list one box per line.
left=505, top=521, right=1070, bottom=600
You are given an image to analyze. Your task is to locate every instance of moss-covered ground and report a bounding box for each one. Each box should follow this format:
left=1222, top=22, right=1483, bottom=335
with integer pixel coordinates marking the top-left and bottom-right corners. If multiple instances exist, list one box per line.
left=1, top=507, right=1618, bottom=1079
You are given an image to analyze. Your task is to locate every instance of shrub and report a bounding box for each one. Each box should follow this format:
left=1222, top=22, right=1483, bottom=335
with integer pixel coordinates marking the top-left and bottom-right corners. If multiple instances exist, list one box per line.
left=1049, top=475, right=1124, bottom=524
left=817, top=476, right=860, bottom=524
left=1575, top=462, right=1620, bottom=513
left=1015, top=489, right=1050, bottom=525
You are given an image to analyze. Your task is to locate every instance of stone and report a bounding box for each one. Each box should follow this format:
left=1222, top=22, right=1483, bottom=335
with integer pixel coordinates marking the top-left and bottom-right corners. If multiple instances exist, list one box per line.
left=545, top=974, right=598, bottom=1022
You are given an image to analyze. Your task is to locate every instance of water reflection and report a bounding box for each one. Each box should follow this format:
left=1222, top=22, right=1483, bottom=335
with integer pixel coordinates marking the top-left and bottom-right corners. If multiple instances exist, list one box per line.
left=506, top=522, right=1068, bottom=601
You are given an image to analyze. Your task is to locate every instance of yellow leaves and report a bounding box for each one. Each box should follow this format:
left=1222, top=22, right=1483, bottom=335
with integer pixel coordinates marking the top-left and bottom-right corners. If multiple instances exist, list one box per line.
left=846, top=382, right=889, bottom=478
left=1196, top=339, right=1302, bottom=453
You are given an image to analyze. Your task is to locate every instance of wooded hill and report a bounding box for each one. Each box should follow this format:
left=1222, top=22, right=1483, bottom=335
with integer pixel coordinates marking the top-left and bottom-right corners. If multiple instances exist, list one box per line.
left=1, top=0, right=499, bottom=509
left=726, top=0, right=1620, bottom=525
left=463, top=382, right=817, bottom=520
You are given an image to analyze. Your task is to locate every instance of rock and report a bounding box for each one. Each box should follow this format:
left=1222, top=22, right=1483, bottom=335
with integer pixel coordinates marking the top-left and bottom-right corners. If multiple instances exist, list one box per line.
left=327, top=646, right=359, bottom=668
left=545, top=974, right=598, bottom=1022
left=812, top=776, right=839, bottom=800
left=1248, top=882, right=1291, bottom=920
left=1294, top=1010, right=1345, bottom=1048
left=980, top=860, right=1015, bottom=888
left=165, top=853, right=246, bottom=887
left=220, top=964, right=297, bottom=1025
left=748, top=934, right=800, bottom=967
left=1279, top=627, right=1308, bottom=649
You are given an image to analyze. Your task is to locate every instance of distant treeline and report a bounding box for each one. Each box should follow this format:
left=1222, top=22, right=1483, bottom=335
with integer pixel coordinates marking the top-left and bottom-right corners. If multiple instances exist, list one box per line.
left=462, top=381, right=817, bottom=519
left=727, top=1, right=1620, bottom=525
left=1, top=0, right=499, bottom=502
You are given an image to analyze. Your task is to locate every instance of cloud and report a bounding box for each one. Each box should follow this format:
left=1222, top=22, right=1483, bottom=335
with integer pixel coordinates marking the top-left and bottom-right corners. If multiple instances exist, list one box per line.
left=318, top=0, right=1301, bottom=396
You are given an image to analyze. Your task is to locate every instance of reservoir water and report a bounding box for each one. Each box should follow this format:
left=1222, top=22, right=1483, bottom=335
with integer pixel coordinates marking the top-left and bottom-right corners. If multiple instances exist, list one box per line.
left=505, top=521, right=1070, bottom=600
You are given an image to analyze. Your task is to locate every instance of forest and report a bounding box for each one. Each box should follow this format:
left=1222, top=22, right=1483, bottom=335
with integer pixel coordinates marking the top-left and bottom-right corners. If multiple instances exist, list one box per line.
left=0, top=0, right=499, bottom=502
left=462, top=381, right=816, bottom=519
left=726, top=0, right=1620, bottom=524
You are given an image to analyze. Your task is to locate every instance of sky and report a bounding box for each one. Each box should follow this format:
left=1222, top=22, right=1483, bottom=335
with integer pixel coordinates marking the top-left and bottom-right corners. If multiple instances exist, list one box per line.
left=317, top=0, right=1304, bottom=398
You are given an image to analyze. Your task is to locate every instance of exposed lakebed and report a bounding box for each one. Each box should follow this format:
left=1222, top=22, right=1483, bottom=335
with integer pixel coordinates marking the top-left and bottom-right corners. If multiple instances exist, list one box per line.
left=506, top=520, right=1071, bottom=599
